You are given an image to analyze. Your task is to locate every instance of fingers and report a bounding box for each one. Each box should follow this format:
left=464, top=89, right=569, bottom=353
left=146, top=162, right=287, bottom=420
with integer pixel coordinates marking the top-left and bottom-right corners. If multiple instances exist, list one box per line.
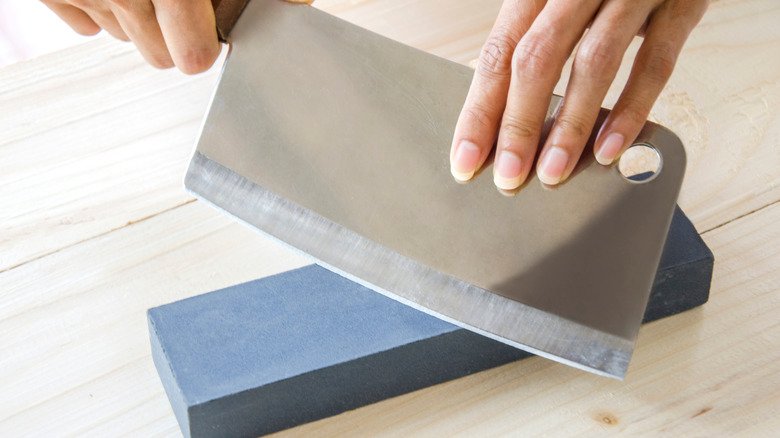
left=450, top=0, right=545, bottom=182
left=47, top=0, right=221, bottom=73
left=594, top=0, right=708, bottom=165
left=41, top=1, right=101, bottom=36
left=536, top=0, right=658, bottom=185
left=111, top=1, right=174, bottom=68
left=494, top=0, right=602, bottom=190
left=451, top=0, right=706, bottom=191
left=81, top=3, right=130, bottom=42
left=152, top=0, right=221, bottom=74
left=45, top=0, right=129, bottom=41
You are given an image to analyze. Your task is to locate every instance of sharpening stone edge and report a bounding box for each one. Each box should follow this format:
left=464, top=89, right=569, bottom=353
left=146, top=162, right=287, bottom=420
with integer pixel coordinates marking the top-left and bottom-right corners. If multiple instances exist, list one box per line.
left=148, top=206, right=713, bottom=438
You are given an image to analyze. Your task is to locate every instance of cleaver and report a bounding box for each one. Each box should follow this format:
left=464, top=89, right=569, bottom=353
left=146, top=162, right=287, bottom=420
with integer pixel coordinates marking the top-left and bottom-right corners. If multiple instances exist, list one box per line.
left=186, top=0, right=686, bottom=379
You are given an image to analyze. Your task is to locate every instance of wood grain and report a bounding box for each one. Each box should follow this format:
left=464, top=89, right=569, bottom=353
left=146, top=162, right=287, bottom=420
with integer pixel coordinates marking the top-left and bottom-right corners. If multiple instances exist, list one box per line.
left=1, top=0, right=779, bottom=436
left=320, top=0, right=780, bottom=232
left=0, top=201, right=309, bottom=436
left=266, top=200, right=780, bottom=437
left=0, top=177, right=777, bottom=437
left=654, top=0, right=780, bottom=232
left=0, top=38, right=223, bottom=273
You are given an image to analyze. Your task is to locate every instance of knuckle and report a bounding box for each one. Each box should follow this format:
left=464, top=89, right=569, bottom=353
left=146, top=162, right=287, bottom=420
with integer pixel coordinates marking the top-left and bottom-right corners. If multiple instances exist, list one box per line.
left=149, top=54, right=175, bottom=70
left=501, top=114, right=537, bottom=142
left=512, top=36, right=556, bottom=81
left=69, top=0, right=93, bottom=9
left=177, top=46, right=219, bottom=74
left=643, top=43, right=678, bottom=83
left=74, top=28, right=100, bottom=36
left=575, top=38, right=619, bottom=82
left=618, top=96, right=651, bottom=124
left=478, top=33, right=517, bottom=78
left=113, top=31, right=130, bottom=42
left=107, top=0, right=132, bottom=11
left=554, top=113, right=590, bottom=138
left=463, top=103, right=496, bottom=131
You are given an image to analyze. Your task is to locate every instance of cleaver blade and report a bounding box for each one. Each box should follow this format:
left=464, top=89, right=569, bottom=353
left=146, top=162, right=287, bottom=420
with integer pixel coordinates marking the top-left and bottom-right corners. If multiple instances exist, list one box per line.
left=186, top=0, right=686, bottom=379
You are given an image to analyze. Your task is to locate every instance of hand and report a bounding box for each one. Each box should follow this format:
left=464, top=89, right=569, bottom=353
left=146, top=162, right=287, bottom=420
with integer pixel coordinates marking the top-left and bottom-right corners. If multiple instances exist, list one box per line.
left=450, top=0, right=708, bottom=191
left=42, top=0, right=221, bottom=74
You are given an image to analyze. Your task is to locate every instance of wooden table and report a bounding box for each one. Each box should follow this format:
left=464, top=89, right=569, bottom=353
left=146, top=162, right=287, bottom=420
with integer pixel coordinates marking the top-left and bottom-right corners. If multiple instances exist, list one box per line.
left=1, top=0, right=778, bottom=436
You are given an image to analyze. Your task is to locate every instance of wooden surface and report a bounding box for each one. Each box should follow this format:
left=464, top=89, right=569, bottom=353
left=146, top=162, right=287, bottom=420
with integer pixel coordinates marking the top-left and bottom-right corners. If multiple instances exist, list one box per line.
left=1, top=0, right=778, bottom=436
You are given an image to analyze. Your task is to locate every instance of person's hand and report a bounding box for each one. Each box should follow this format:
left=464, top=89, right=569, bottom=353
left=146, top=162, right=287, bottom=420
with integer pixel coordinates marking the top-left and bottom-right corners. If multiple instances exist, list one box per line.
left=450, top=0, right=708, bottom=191
left=42, top=0, right=223, bottom=74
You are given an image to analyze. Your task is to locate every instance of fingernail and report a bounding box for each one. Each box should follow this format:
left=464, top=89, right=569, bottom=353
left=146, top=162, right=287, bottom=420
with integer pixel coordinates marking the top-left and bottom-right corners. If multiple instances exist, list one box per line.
left=451, top=140, right=481, bottom=182
left=493, top=151, right=523, bottom=190
left=595, top=132, right=625, bottom=165
left=537, top=146, right=569, bottom=185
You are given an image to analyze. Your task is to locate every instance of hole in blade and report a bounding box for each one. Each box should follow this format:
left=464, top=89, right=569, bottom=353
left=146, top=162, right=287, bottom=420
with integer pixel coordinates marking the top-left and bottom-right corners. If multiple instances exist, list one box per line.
left=618, top=143, right=661, bottom=183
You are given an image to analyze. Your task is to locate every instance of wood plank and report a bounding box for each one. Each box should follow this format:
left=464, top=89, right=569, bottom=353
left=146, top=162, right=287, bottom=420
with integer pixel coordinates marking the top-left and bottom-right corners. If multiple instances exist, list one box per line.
left=0, top=38, right=223, bottom=272
left=652, top=0, right=780, bottom=232
left=314, top=0, right=502, bottom=63
left=0, top=192, right=776, bottom=436
left=317, top=0, right=780, bottom=232
left=1, top=0, right=777, bottom=276
left=269, top=198, right=780, bottom=437
left=0, top=201, right=310, bottom=434
left=0, top=0, right=778, bottom=435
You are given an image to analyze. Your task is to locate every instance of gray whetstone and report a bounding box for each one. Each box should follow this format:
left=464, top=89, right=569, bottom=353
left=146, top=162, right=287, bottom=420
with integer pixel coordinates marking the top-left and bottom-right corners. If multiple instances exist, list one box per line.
left=148, top=206, right=713, bottom=438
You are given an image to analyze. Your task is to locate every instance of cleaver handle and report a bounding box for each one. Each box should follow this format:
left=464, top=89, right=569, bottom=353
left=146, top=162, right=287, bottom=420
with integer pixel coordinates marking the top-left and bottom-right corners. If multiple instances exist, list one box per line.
left=213, top=0, right=250, bottom=41
left=214, top=0, right=314, bottom=41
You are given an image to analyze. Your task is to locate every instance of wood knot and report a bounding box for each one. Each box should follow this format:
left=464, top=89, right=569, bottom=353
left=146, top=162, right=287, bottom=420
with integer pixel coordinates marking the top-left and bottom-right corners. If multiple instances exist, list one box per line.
left=692, top=407, right=713, bottom=418
left=594, top=412, right=619, bottom=426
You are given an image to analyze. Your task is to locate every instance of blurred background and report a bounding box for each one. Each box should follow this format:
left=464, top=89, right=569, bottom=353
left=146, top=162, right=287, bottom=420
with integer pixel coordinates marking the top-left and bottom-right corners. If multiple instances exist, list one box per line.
left=0, top=0, right=92, bottom=68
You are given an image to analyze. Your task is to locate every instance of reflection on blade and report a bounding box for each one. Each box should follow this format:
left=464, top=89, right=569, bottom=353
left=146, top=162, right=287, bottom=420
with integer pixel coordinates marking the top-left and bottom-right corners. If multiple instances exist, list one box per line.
left=186, top=0, right=685, bottom=379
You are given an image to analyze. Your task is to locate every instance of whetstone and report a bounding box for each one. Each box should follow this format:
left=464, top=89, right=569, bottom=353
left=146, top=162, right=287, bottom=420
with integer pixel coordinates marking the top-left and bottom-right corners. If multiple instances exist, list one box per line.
left=148, top=206, right=712, bottom=438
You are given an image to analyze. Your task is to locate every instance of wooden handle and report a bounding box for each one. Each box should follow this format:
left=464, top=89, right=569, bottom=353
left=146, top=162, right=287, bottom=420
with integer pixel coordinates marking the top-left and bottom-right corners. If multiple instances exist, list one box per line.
left=214, top=0, right=314, bottom=41
left=213, top=0, right=251, bottom=41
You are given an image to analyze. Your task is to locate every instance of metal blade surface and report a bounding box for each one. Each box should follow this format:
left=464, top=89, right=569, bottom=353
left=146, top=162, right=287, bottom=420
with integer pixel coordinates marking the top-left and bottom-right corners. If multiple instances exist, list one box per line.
left=186, top=0, right=686, bottom=379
